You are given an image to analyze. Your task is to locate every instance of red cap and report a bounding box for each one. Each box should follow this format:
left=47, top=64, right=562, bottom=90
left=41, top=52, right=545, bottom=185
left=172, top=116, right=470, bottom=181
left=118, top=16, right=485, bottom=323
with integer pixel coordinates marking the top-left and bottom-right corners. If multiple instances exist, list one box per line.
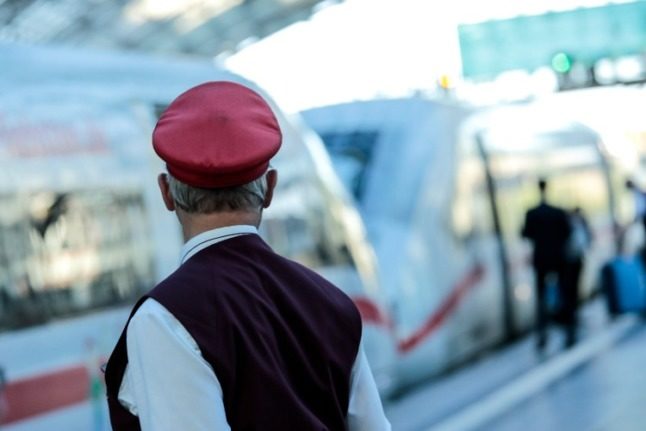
left=153, top=81, right=282, bottom=188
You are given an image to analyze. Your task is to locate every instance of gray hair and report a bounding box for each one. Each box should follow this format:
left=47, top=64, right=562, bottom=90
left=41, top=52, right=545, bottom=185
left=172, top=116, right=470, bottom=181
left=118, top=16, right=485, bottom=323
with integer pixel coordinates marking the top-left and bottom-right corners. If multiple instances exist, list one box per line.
left=167, top=172, right=268, bottom=214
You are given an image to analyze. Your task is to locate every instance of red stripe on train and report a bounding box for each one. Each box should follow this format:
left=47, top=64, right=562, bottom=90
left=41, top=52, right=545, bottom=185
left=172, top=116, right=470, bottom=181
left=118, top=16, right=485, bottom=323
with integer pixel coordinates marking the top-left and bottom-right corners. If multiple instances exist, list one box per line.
left=351, top=263, right=485, bottom=353
left=397, top=264, right=485, bottom=353
left=352, top=297, right=393, bottom=328
left=1, top=365, right=89, bottom=425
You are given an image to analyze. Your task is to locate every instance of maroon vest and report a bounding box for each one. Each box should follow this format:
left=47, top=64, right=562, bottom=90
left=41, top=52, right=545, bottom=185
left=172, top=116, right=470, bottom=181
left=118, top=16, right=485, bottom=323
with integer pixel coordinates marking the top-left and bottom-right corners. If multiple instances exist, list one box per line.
left=105, top=234, right=362, bottom=430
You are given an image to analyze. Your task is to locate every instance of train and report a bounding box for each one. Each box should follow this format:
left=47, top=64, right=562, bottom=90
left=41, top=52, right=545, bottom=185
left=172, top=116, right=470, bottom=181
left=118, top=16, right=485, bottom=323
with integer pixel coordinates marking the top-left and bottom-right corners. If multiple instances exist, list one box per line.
left=0, top=43, right=385, bottom=430
left=301, top=87, right=644, bottom=387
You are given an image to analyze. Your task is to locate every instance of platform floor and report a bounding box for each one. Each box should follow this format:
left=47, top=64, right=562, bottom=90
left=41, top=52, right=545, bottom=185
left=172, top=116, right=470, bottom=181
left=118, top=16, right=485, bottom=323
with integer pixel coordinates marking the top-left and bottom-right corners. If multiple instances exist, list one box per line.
left=385, top=300, right=645, bottom=431
left=480, top=322, right=646, bottom=431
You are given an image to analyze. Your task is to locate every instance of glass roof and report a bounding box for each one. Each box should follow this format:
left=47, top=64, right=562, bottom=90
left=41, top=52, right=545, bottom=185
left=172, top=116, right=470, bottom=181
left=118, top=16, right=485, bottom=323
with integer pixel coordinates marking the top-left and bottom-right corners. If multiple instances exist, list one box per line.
left=0, top=0, right=337, bottom=56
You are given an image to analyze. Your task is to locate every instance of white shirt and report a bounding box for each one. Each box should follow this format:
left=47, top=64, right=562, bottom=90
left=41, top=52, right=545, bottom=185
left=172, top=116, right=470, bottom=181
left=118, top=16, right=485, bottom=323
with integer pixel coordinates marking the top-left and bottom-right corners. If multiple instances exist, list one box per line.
left=118, top=225, right=390, bottom=431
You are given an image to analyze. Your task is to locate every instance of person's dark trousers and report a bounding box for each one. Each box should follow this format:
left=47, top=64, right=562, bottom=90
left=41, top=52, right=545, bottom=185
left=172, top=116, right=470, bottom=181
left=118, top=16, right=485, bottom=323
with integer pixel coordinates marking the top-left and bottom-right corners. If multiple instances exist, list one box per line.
left=534, top=265, right=551, bottom=351
left=534, top=263, right=570, bottom=351
left=562, top=260, right=582, bottom=348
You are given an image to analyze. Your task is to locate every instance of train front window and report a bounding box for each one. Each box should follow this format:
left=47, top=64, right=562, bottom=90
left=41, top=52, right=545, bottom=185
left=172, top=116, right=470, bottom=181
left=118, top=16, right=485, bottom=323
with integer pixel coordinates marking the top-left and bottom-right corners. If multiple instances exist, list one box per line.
left=318, top=131, right=380, bottom=202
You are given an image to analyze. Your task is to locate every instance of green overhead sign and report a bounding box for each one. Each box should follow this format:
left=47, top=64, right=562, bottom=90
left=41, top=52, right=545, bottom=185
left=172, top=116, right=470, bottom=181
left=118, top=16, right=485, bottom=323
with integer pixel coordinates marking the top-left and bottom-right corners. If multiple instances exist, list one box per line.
left=458, top=1, right=646, bottom=80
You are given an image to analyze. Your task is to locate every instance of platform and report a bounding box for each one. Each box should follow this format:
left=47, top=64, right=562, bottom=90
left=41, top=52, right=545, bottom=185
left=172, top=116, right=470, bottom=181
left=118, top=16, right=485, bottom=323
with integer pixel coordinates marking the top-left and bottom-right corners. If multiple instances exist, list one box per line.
left=385, top=300, right=645, bottom=431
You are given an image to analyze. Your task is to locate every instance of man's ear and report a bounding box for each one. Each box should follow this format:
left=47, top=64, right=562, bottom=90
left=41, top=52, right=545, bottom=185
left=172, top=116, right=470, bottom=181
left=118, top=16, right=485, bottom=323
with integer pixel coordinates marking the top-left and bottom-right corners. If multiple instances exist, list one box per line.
left=157, top=173, right=176, bottom=211
left=263, top=170, right=278, bottom=209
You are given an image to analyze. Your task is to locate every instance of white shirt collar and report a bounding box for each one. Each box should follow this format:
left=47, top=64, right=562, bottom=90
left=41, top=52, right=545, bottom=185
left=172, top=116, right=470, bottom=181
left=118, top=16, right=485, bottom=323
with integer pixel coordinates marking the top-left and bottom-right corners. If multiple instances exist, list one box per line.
left=180, top=225, right=258, bottom=264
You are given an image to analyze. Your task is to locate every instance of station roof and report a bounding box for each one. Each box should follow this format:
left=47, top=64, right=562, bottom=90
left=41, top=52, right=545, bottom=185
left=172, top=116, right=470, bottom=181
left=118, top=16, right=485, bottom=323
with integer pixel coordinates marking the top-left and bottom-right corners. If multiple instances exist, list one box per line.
left=0, top=0, right=339, bottom=56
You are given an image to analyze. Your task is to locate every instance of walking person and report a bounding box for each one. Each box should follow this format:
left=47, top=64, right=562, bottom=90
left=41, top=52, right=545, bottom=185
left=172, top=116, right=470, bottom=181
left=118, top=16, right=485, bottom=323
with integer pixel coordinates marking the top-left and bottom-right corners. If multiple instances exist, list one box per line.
left=104, top=82, right=390, bottom=430
left=521, top=179, right=572, bottom=351
left=562, top=207, right=592, bottom=347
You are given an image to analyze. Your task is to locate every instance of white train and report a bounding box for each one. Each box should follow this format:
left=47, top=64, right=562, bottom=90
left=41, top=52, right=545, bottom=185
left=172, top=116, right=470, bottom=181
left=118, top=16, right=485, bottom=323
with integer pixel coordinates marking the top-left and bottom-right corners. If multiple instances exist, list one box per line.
left=301, top=89, right=642, bottom=388
left=0, top=44, right=386, bottom=430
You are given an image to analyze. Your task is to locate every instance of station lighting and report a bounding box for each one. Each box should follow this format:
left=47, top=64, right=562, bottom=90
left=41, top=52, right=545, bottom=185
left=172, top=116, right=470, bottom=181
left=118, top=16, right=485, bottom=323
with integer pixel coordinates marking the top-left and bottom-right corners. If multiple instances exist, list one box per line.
left=551, top=52, right=573, bottom=74
left=438, top=74, right=452, bottom=89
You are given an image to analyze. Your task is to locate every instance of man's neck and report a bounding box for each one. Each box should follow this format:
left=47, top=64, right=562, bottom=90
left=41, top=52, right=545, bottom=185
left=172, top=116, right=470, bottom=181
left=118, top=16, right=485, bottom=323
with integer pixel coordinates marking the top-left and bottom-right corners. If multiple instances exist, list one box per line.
left=179, top=210, right=261, bottom=243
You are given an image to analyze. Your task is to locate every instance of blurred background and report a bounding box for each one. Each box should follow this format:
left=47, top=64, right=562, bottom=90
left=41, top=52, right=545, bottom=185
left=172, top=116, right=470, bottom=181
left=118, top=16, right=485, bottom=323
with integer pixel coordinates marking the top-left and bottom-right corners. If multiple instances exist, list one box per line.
left=1, top=0, right=646, bottom=430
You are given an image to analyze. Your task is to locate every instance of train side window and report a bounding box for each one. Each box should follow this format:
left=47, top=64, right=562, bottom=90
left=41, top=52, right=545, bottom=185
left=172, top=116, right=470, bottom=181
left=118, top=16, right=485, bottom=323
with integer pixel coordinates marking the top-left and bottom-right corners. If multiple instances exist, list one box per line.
left=261, top=174, right=357, bottom=269
left=0, top=190, right=155, bottom=332
left=488, top=144, right=610, bottom=244
left=452, top=137, right=492, bottom=242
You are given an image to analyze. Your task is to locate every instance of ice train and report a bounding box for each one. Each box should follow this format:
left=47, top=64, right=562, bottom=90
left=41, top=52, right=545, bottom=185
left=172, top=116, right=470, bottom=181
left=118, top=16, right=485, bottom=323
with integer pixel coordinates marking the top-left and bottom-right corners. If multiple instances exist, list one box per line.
left=301, top=89, right=642, bottom=387
left=0, top=44, right=384, bottom=429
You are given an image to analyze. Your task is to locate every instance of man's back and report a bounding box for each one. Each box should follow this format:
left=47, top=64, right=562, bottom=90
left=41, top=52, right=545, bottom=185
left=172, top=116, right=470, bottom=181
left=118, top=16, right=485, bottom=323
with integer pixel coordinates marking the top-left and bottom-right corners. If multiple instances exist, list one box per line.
left=522, top=203, right=572, bottom=269
left=108, top=233, right=363, bottom=430
left=154, top=234, right=361, bottom=429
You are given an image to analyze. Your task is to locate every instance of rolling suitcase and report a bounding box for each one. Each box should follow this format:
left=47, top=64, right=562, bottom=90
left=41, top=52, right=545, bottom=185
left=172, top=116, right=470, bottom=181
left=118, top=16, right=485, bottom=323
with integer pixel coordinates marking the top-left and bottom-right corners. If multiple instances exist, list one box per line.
left=601, top=256, right=646, bottom=314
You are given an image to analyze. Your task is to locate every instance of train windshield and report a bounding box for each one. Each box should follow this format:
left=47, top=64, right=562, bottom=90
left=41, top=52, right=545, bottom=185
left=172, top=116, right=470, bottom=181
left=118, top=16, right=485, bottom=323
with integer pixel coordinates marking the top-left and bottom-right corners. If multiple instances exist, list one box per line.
left=317, top=131, right=380, bottom=201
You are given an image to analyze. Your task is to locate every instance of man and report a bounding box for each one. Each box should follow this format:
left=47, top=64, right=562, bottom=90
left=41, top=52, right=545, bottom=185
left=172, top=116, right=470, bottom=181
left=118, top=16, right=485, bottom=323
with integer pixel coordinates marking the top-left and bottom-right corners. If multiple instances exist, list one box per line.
left=104, top=82, right=390, bottom=430
left=521, top=179, right=573, bottom=350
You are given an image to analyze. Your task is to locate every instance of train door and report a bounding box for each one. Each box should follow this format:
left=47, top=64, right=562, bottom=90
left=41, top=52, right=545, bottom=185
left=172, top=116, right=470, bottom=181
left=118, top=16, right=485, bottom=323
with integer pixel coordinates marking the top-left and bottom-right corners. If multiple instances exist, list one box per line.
left=447, top=130, right=508, bottom=352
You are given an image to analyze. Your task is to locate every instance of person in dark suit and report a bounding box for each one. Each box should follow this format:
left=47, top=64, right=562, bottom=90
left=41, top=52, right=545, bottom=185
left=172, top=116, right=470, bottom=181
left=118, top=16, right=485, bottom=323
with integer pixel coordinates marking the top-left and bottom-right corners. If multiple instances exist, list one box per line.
left=522, top=179, right=573, bottom=351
